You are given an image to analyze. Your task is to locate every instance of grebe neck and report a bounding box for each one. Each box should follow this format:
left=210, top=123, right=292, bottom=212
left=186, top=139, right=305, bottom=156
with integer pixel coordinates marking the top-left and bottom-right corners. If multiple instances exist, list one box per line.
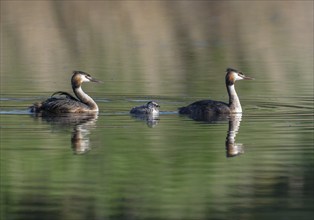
left=73, top=86, right=98, bottom=111
left=227, top=84, right=242, bottom=113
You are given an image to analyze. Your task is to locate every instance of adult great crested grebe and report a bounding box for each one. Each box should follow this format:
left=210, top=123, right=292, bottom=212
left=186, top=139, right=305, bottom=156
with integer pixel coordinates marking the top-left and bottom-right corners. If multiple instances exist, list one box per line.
left=178, top=68, right=254, bottom=116
left=30, top=71, right=101, bottom=113
left=130, top=101, right=160, bottom=115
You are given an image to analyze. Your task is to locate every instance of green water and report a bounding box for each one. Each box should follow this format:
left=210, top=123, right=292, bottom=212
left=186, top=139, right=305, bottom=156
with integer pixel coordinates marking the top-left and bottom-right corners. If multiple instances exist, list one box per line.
left=1, top=1, right=313, bottom=220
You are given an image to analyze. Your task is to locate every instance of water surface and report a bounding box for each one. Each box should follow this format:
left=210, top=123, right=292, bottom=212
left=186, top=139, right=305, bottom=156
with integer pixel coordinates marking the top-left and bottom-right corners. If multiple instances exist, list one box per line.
left=1, top=1, right=313, bottom=220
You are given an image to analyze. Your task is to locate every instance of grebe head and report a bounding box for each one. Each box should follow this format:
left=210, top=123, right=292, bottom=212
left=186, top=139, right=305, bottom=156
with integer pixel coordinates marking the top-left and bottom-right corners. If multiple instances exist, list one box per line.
left=147, top=101, right=160, bottom=109
left=225, top=68, right=254, bottom=86
left=71, top=71, right=102, bottom=88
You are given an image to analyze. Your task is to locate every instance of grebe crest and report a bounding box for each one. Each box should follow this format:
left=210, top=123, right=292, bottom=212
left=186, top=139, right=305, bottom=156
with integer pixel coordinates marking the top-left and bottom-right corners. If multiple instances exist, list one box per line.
left=225, top=68, right=250, bottom=86
left=72, top=71, right=100, bottom=87
left=130, top=101, right=160, bottom=115
left=179, top=68, right=254, bottom=117
left=30, top=71, right=102, bottom=114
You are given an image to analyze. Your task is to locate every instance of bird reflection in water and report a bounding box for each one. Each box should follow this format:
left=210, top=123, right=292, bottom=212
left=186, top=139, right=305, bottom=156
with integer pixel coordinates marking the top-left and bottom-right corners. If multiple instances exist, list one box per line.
left=225, top=114, right=244, bottom=157
left=130, top=101, right=160, bottom=128
left=31, top=112, right=98, bottom=154
left=180, top=113, right=244, bottom=157
left=130, top=114, right=159, bottom=128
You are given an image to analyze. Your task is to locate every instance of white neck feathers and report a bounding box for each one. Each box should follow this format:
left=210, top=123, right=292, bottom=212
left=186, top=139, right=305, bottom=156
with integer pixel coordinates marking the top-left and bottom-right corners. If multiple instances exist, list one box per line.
left=227, top=84, right=242, bottom=113
left=74, top=86, right=98, bottom=111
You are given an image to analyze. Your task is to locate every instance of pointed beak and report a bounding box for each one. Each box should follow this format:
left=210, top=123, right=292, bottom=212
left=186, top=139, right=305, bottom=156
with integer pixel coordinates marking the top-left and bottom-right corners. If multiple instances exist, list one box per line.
left=90, top=77, right=103, bottom=83
left=243, top=75, right=254, bottom=80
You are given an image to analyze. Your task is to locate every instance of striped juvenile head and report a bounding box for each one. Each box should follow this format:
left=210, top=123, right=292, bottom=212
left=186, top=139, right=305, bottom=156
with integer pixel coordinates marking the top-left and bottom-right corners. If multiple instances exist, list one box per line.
left=147, top=101, right=160, bottom=109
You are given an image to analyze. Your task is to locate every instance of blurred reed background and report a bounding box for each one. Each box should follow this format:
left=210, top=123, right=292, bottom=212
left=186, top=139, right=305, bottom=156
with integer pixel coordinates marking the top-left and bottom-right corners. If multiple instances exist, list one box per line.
left=1, top=1, right=313, bottom=97
left=1, top=2, right=313, bottom=220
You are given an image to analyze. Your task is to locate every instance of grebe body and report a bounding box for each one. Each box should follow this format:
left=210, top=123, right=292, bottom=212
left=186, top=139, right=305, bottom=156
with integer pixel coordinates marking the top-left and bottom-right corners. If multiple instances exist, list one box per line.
left=130, top=101, right=160, bottom=115
left=30, top=71, right=101, bottom=113
left=179, top=68, right=253, bottom=116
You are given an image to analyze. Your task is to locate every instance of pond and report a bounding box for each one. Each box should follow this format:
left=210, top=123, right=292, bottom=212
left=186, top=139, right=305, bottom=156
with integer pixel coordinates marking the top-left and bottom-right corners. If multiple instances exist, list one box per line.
left=1, top=1, right=313, bottom=220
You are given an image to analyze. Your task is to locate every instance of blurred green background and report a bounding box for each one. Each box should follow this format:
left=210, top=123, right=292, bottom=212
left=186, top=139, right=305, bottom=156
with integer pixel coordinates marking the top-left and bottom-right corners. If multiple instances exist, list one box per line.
left=1, top=1, right=313, bottom=220
left=1, top=1, right=313, bottom=98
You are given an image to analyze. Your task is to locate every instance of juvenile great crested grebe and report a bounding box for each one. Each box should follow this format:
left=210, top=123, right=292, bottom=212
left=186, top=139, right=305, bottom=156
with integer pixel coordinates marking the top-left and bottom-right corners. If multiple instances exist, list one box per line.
left=30, top=71, right=101, bottom=113
left=130, top=101, right=160, bottom=115
left=179, top=68, right=253, bottom=116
